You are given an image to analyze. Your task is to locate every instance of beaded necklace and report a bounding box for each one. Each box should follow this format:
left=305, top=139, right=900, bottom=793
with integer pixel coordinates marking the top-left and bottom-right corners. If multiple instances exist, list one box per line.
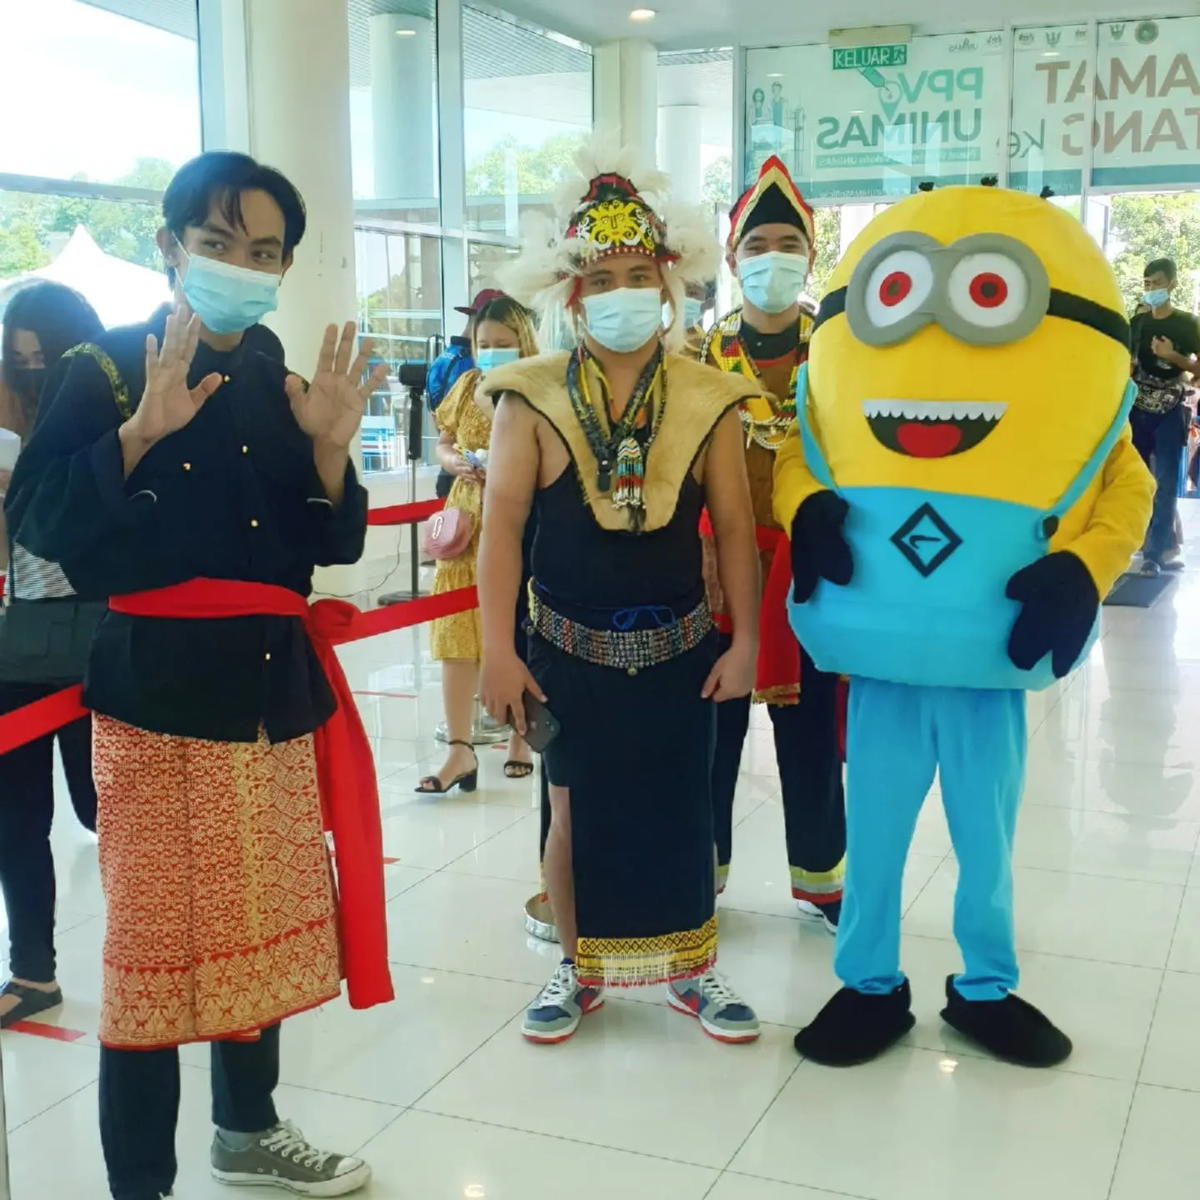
left=708, top=308, right=807, bottom=452
left=566, top=345, right=667, bottom=529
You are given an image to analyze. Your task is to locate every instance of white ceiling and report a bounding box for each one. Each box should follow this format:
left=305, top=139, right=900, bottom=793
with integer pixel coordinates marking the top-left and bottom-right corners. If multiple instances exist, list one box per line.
left=496, top=0, right=1170, bottom=51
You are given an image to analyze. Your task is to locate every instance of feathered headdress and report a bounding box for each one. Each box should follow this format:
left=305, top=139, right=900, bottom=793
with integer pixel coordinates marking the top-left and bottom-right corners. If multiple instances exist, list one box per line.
left=728, top=155, right=815, bottom=254
left=499, top=136, right=719, bottom=352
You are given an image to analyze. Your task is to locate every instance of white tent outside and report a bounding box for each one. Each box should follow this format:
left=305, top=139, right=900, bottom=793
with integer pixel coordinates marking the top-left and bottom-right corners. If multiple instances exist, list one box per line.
left=0, top=225, right=168, bottom=329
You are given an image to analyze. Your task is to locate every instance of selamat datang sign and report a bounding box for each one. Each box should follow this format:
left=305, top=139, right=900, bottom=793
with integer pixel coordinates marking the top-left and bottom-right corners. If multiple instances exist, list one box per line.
left=746, top=18, right=1200, bottom=201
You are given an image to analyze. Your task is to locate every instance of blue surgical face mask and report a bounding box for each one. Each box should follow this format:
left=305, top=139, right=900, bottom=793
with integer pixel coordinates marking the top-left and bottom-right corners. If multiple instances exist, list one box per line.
left=1143, top=288, right=1170, bottom=309
left=581, top=287, right=663, bottom=354
left=738, top=251, right=810, bottom=315
left=475, top=346, right=520, bottom=372
left=683, top=297, right=705, bottom=329
left=178, top=244, right=282, bottom=335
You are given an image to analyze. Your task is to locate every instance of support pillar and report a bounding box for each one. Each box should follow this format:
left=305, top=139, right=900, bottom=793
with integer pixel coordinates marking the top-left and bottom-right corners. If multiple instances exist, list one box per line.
left=658, top=104, right=703, bottom=203
left=593, top=39, right=658, bottom=163
left=370, top=12, right=437, bottom=206
left=245, top=0, right=357, bottom=371
left=245, top=0, right=364, bottom=592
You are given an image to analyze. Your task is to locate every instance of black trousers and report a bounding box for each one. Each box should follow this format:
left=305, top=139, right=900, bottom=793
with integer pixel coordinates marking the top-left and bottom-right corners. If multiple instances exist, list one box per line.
left=100, top=1024, right=280, bottom=1200
left=0, top=680, right=96, bottom=981
left=1131, top=404, right=1188, bottom=560
left=711, top=637, right=846, bottom=897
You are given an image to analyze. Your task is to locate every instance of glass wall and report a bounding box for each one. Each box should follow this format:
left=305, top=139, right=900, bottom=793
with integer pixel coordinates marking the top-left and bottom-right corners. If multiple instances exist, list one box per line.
left=741, top=17, right=1200, bottom=202
left=463, top=6, right=592, bottom=235
left=739, top=16, right=1200, bottom=316
left=347, top=0, right=441, bottom=225
left=658, top=49, right=734, bottom=211
left=0, top=0, right=198, bottom=324
left=346, top=2, right=592, bottom=474
left=0, top=0, right=201, bottom=187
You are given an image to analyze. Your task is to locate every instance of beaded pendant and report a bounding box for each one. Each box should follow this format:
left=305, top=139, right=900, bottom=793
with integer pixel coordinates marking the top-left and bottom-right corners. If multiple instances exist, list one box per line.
left=611, top=436, right=646, bottom=515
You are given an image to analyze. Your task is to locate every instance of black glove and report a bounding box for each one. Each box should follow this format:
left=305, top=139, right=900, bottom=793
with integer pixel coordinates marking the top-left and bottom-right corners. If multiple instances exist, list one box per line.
left=1006, top=551, right=1099, bottom=678
left=789, top=490, right=853, bottom=603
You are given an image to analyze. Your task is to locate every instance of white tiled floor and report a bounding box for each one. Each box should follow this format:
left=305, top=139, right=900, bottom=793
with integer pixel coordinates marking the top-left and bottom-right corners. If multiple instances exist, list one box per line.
left=7, top=510, right=1200, bottom=1199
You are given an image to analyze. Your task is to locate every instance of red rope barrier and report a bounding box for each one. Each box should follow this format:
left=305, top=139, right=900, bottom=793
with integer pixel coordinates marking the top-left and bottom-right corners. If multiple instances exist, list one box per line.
left=0, top=685, right=87, bottom=756
left=0, top=585, right=478, bottom=756
left=366, top=498, right=444, bottom=526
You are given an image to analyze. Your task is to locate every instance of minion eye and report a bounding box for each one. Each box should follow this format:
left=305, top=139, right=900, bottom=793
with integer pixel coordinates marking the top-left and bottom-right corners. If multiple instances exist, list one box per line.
left=947, top=253, right=1030, bottom=329
left=864, top=250, right=933, bottom=328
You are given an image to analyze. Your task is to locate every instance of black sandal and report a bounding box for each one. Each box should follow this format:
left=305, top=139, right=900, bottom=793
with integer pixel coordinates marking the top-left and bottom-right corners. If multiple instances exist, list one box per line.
left=504, top=760, right=534, bottom=779
left=0, top=979, right=64, bottom=1028
left=415, top=741, right=479, bottom=795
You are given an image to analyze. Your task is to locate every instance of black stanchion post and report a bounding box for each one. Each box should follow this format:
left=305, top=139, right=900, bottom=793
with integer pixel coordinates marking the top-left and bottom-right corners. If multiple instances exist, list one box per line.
left=379, top=358, right=431, bottom=607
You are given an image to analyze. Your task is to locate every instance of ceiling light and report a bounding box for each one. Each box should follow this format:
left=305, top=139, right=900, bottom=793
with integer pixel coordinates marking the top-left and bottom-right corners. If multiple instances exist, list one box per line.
left=767, top=72, right=783, bottom=77
left=464, top=1188, right=486, bottom=1199
left=629, top=8, right=657, bottom=20
left=1042, top=50, right=1059, bottom=56
left=395, top=28, right=417, bottom=37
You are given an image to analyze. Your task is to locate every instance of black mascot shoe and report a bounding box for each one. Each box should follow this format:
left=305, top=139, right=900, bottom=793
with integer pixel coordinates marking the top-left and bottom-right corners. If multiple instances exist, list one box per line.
left=939, top=975, right=1072, bottom=1067
left=794, top=980, right=915, bottom=1066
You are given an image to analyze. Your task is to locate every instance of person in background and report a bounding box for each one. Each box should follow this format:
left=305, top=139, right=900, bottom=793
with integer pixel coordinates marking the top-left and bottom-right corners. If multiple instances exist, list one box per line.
left=700, top=154, right=845, bottom=928
left=417, top=293, right=538, bottom=793
left=0, top=281, right=104, bottom=1029
left=429, top=291, right=501, bottom=500
left=1130, top=258, right=1200, bottom=577
left=7, top=151, right=390, bottom=1200
left=480, top=146, right=763, bottom=1047
left=683, top=278, right=717, bottom=357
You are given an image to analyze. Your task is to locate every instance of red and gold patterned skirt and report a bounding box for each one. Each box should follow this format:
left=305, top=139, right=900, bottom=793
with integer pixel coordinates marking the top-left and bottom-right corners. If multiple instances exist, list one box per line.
left=93, top=716, right=343, bottom=1050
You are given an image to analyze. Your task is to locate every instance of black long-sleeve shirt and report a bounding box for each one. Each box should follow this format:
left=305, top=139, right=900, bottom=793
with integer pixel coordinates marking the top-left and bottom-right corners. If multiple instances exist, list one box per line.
left=5, top=308, right=368, bottom=743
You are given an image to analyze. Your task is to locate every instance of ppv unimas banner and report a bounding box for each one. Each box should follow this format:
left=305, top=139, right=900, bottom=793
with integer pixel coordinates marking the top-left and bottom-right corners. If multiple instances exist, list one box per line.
left=746, top=18, right=1200, bottom=200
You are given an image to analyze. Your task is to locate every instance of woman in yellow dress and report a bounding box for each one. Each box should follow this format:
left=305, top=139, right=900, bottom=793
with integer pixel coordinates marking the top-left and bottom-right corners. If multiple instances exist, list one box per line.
left=417, top=294, right=539, bottom=793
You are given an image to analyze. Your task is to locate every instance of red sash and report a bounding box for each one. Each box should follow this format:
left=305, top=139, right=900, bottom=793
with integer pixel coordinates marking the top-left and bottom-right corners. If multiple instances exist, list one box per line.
left=699, top=513, right=801, bottom=704
left=109, top=578, right=394, bottom=1011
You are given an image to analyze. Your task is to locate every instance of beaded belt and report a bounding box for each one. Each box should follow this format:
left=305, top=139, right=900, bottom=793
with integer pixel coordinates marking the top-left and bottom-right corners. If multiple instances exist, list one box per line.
left=528, top=590, right=713, bottom=676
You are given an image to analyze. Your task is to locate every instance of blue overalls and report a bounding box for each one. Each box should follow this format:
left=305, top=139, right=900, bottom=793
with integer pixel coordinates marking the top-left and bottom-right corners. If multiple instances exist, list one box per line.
left=787, top=370, right=1134, bottom=999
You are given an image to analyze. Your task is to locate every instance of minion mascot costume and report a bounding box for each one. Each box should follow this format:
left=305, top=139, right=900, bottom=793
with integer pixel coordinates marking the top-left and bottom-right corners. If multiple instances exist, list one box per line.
left=775, top=184, right=1154, bottom=1068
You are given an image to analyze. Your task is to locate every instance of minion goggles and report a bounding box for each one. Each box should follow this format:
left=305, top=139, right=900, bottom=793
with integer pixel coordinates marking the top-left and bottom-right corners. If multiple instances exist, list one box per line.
left=814, top=231, right=1130, bottom=349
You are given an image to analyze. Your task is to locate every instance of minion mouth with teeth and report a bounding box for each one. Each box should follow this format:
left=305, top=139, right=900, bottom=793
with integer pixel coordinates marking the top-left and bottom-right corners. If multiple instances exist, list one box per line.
left=773, top=185, right=1154, bottom=1073
left=861, top=399, right=1007, bottom=457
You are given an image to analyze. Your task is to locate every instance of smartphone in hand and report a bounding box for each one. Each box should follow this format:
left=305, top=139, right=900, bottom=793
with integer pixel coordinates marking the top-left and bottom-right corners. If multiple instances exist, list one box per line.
left=511, top=690, right=560, bottom=753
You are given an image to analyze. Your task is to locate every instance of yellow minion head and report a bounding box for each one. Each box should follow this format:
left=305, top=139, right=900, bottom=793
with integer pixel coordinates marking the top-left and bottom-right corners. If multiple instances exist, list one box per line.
left=808, top=186, right=1131, bottom=508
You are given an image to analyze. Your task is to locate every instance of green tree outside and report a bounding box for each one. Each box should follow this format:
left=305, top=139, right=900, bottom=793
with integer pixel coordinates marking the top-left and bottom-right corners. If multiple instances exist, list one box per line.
left=0, top=157, right=175, bottom=278
left=1108, top=192, right=1200, bottom=313
left=465, top=132, right=586, bottom=200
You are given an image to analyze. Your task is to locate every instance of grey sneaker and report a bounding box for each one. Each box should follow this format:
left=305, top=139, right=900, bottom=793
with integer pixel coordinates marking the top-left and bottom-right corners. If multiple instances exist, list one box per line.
left=522, top=960, right=604, bottom=1043
left=668, top=970, right=761, bottom=1043
left=211, top=1120, right=371, bottom=1195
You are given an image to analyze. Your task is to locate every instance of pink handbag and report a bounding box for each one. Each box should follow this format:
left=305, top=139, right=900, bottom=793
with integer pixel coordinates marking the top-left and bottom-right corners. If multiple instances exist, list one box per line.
left=421, top=507, right=475, bottom=560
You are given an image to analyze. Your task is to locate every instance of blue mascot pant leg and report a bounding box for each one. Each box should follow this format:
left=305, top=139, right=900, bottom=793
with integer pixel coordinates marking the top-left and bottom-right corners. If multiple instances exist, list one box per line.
left=835, top=677, right=938, bottom=995
left=934, top=687, right=1026, bottom=1002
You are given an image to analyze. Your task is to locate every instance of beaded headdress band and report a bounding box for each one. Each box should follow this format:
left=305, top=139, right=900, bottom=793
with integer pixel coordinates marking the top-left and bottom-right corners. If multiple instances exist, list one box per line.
left=498, top=136, right=719, bottom=352
left=564, top=172, right=674, bottom=267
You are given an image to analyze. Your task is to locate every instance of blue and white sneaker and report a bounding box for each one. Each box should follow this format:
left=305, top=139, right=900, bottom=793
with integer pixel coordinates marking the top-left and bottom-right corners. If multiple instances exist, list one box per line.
left=668, top=970, right=760, bottom=1043
left=522, top=960, right=604, bottom=1044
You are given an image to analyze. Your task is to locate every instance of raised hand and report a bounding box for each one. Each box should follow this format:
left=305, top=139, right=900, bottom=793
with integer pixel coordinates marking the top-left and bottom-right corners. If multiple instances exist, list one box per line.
left=285, top=322, right=390, bottom=450
left=128, top=304, right=223, bottom=446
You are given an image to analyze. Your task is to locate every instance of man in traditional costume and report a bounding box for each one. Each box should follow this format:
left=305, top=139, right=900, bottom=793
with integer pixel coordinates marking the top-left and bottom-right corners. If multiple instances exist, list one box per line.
left=775, top=183, right=1153, bottom=1067
left=701, top=156, right=846, bottom=927
left=477, top=143, right=765, bottom=1045
left=7, top=151, right=392, bottom=1200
